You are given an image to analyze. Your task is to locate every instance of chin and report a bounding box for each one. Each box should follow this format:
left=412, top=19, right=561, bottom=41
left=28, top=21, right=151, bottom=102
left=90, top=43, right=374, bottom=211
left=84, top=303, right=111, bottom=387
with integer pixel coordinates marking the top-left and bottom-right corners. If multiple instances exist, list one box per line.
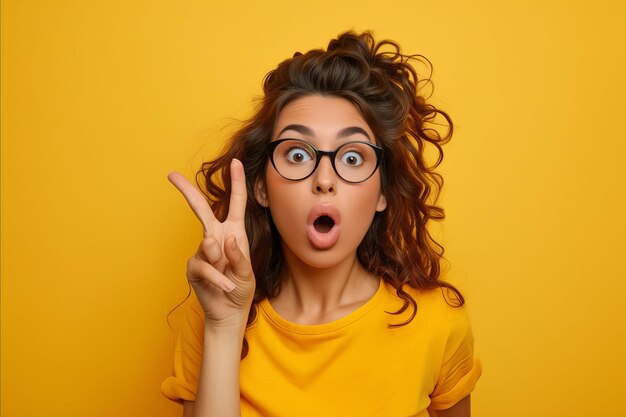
left=283, top=241, right=361, bottom=271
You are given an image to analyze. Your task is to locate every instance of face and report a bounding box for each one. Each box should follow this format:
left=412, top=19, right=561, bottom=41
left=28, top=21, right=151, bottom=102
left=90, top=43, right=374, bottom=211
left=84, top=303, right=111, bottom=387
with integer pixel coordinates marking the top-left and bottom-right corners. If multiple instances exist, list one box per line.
left=255, top=95, right=387, bottom=269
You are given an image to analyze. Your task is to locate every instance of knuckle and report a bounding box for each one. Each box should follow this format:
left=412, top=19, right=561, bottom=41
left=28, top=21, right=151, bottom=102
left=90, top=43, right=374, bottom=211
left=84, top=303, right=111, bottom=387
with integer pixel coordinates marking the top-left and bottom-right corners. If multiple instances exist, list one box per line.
left=187, top=255, right=206, bottom=273
left=202, top=238, right=222, bottom=262
left=186, top=257, right=198, bottom=273
left=200, top=238, right=212, bottom=254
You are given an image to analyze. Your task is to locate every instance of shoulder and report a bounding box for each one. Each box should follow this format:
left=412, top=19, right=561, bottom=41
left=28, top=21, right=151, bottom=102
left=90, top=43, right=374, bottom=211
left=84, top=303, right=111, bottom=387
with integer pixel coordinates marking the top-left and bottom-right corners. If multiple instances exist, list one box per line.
left=161, top=292, right=205, bottom=403
left=385, top=282, right=470, bottom=322
left=168, top=291, right=205, bottom=340
left=382, top=282, right=474, bottom=343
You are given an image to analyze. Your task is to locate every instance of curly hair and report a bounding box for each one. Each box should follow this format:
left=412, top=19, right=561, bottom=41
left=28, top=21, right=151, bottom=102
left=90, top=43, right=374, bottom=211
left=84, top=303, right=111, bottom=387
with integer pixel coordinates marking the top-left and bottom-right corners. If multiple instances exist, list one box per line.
left=197, top=30, right=464, bottom=357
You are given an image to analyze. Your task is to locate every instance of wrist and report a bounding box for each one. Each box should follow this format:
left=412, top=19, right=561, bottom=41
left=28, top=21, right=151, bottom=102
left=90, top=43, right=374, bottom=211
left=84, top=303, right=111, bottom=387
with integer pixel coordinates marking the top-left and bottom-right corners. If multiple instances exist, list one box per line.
left=204, top=317, right=248, bottom=337
left=203, top=321, right=247, bottom=364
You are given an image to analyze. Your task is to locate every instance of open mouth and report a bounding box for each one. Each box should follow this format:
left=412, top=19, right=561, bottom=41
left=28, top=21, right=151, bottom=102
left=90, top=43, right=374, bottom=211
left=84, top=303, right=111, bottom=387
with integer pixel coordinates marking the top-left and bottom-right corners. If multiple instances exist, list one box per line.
left=307, top=205, right=341, bottom=250
left=313, top=215, right=335, bottom=233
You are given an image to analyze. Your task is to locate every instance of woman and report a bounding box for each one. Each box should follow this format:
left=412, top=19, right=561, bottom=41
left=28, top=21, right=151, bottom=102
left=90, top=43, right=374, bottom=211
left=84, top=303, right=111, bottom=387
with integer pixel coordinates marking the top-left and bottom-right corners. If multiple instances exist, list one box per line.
left=163, top=30, right=482, bottom=417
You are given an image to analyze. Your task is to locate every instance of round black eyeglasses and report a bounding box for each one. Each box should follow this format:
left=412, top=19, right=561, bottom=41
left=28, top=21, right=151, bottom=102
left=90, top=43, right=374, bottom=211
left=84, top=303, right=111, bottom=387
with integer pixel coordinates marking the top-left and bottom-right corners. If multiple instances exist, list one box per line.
left=267, top=139, right=383, bottom=183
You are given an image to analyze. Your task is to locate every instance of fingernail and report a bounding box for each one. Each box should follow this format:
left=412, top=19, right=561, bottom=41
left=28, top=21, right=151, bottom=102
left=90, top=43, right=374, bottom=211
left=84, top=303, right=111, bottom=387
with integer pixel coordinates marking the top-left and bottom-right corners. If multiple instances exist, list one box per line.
left=222, top=280, right=236, bottom=292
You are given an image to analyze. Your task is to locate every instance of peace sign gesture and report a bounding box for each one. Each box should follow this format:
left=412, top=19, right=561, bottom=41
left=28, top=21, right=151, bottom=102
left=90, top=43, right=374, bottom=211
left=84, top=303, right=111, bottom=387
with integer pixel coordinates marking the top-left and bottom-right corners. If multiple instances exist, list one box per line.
left=168, top=159, right=255, bottom=328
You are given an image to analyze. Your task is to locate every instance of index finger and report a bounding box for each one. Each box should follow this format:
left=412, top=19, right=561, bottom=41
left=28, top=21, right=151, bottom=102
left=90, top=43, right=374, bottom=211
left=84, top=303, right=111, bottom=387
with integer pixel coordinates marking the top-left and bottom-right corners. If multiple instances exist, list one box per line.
left=226, top=159, right=248, bottom=223
left=167, top=171, right=217, bottom=233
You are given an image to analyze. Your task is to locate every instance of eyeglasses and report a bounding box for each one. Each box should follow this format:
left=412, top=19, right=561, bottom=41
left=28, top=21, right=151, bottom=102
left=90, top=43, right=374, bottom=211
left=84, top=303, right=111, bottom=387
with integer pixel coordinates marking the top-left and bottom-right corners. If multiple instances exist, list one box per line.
left=267, top=139, right=383, bottom=183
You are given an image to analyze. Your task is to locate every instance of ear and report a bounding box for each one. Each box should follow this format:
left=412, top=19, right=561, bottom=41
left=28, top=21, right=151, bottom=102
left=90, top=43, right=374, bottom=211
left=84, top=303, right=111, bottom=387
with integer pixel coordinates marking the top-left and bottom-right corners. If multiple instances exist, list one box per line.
left=254, top=178, right=269, bottom=208
left=376, top=193, right=387, bottom=212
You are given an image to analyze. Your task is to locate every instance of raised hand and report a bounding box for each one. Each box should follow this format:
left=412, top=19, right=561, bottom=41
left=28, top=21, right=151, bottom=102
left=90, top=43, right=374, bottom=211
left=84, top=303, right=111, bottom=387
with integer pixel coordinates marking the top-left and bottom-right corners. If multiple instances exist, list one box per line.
left=168, top=159, right=255, bottom=328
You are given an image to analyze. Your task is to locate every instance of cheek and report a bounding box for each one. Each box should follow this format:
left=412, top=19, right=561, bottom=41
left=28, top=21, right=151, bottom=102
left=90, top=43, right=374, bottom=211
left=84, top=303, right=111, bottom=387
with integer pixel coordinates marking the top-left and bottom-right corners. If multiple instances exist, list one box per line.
left=352, top=175, right=383, bottom=210
left=341, top=176, right=384, bottom=237
left=264, top=169, right=306, bottom=234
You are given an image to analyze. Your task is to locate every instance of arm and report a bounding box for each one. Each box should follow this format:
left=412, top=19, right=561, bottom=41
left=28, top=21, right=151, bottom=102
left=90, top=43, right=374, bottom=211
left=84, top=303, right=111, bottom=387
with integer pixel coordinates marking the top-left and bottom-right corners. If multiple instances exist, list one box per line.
left=183, top=401, right=194, bottom=417
left=168, top=160, right=255, bottom=417
left=190, top=323, right=246, bottom=417
left=181, top=325, right=244, bottom=417
left=189, top=237, right=251, bottom=417
left=428, top=394, right=471, bottom=417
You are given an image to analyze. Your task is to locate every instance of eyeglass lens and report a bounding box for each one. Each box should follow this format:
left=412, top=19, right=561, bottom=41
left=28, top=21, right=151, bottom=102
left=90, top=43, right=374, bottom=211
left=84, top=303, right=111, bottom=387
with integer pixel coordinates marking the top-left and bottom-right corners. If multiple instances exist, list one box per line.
left=271, top=139, right=379, bottom=182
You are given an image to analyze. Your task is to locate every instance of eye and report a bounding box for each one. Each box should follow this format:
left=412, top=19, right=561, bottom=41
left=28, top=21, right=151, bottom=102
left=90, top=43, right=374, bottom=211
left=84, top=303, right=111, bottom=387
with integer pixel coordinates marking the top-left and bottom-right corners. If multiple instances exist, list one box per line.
left=339, top=150, right=364, bottom=167
left=285, top=146, right=313, bottom=163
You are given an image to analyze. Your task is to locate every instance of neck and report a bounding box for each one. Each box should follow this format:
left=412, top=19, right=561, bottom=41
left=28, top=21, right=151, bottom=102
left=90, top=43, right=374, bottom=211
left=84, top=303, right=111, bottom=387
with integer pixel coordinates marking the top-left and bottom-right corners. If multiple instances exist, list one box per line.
left=271, top=244, right=379, bottom=324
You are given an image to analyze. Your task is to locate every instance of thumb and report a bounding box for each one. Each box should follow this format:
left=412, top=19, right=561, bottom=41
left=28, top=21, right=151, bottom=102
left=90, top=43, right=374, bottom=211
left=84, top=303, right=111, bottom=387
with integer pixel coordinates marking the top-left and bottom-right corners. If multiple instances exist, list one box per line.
left=224, top=235, right=254, bottom=281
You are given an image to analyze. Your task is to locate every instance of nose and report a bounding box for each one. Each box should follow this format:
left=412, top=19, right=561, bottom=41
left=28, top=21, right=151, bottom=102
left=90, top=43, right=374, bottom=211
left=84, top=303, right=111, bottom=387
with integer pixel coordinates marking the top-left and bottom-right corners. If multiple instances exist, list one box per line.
left=312, top=155, right=336, bottom=194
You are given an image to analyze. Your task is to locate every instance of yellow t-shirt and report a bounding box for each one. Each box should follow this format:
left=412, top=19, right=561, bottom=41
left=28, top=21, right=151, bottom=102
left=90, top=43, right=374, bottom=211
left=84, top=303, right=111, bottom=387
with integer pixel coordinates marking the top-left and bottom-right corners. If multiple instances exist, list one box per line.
left=161, top=280, right=482, bottom=416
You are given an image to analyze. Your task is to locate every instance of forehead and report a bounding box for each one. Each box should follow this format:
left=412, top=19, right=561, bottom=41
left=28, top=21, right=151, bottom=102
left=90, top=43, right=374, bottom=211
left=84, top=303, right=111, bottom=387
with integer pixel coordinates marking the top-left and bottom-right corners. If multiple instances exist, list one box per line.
left=273, top=95, right=373, bottom=139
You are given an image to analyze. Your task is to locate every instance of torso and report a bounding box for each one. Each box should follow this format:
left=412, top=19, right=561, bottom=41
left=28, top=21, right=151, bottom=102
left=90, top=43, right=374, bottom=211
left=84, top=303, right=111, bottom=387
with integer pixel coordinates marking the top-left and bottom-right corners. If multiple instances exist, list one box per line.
left=239, top=280, right=448, bottom=417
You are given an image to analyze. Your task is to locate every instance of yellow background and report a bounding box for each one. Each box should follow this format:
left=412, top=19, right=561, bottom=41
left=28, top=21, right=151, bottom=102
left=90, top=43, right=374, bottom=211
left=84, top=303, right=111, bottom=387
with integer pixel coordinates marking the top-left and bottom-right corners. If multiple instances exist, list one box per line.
left=2, top=1, right=625, bottom=416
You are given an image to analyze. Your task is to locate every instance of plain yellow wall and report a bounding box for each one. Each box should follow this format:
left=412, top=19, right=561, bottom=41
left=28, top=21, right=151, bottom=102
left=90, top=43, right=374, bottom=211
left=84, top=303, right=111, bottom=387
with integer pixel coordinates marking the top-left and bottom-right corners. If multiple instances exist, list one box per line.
left=2, top=1, right=625, bottom=416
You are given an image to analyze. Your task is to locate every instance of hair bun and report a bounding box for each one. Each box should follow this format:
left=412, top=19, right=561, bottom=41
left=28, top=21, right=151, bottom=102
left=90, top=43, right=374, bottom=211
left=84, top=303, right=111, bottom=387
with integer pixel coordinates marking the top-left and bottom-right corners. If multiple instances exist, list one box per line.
left=327, top=31, right=376, bottom=63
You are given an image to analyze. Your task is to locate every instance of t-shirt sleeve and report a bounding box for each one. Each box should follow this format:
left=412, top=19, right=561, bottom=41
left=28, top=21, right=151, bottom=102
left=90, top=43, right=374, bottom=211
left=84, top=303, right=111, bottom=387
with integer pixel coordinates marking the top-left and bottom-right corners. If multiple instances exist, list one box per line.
left=161, top=292, right=204, bottom=403
left=428, top=298, right=482, bottom=410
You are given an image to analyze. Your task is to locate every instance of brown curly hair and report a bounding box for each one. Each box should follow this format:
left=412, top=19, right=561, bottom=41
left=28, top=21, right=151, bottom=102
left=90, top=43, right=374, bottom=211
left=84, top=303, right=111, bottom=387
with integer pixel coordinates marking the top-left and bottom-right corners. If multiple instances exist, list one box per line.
left=196, top=30, right=464, bottom=357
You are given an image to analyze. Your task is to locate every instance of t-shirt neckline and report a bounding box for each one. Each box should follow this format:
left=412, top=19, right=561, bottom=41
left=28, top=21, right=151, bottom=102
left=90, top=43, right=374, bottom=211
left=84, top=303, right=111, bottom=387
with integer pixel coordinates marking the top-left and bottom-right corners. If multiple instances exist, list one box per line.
left=258, top=278, right=386, bottom=335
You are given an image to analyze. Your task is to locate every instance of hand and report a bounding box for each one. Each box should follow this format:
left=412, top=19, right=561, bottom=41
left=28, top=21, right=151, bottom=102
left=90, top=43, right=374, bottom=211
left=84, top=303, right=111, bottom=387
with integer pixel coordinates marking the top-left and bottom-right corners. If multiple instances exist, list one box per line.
left=167, top=159, right=255, bottom=329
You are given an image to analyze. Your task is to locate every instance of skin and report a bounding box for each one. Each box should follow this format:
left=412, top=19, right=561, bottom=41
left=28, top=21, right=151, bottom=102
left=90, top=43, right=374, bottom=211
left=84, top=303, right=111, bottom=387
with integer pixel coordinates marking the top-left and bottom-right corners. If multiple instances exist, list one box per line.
left=170, top=95, right=471, bottom=416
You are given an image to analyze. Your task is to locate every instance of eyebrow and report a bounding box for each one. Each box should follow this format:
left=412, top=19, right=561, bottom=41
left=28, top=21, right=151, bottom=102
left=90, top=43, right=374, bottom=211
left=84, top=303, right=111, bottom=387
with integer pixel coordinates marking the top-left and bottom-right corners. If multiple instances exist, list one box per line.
left=277, top=124, right=371, bottom=141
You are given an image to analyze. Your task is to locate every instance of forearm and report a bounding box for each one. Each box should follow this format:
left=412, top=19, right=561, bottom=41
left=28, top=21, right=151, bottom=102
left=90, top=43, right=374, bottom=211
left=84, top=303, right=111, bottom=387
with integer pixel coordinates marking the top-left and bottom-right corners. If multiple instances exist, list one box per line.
left=192, top=323, right=246, bottom=417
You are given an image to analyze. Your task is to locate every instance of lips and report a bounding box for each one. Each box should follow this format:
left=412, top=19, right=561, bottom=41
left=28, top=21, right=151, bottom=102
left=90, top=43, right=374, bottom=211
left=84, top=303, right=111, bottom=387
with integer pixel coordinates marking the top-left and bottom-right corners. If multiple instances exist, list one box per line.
left=306, top=204, right=341, bottom=250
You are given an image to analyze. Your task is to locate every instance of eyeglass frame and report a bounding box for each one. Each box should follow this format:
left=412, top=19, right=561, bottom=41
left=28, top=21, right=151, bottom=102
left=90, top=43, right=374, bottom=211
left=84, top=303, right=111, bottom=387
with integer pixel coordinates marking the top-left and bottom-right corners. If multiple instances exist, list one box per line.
left=267, top=138, right=384, bottom=183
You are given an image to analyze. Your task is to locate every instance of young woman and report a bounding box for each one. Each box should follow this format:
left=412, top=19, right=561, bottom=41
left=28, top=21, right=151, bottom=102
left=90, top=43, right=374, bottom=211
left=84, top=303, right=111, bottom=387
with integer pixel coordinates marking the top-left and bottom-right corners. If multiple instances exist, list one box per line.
left=162, top=30, right=482, bottom=417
